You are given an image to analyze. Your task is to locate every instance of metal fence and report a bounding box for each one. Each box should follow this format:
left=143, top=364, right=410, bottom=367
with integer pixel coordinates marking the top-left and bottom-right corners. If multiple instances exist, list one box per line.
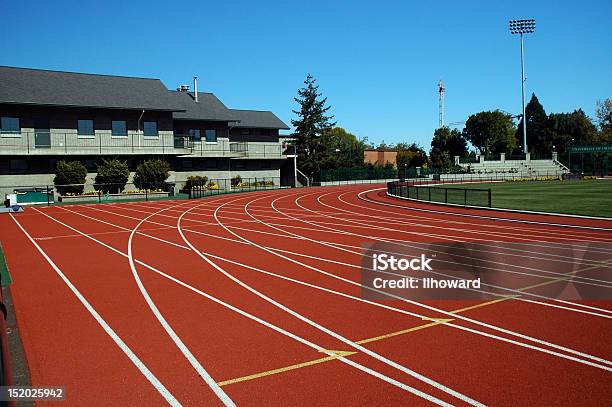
left=317, top=167, right=571, bottom=186
left=387, top=180, right=492, bottom=208
left=2, top=177, right=283, bottom=207
left=188, top=177, right=282, bottom=199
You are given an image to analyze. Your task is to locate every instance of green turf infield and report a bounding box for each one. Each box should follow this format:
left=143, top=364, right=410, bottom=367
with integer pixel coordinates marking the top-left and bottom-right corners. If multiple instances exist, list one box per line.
left=0, top=242, right=12, bottom=286
left=442, top=179, right=611, bottom=218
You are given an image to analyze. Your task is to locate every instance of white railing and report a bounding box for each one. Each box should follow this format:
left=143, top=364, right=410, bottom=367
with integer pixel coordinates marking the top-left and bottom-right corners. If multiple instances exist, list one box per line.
left=0, top=131, right=191, bottom=155
left=0, top=132, right=290, bottom=158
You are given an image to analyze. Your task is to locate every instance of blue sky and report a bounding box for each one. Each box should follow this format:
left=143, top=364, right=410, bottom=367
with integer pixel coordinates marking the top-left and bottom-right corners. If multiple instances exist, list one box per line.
left=1, top=0, right=610, bottom=149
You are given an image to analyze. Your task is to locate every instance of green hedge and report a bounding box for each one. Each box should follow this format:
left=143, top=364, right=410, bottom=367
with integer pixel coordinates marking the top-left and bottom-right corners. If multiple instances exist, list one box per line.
left=54, top=160, right=87, bottom=195
left=94, top=159, right=129, bottom=193
left=134, top=159, right=170, bottom=190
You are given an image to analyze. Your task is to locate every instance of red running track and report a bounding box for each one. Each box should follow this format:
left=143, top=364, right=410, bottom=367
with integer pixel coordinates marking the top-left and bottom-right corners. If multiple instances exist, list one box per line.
left=0, top=184, right=611, bottom=406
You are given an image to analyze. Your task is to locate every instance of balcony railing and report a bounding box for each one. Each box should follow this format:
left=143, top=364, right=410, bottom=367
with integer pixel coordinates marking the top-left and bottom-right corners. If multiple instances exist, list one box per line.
left=0, top=131, right=192, bottom=155
left=0, top=131, right=289, bottom=158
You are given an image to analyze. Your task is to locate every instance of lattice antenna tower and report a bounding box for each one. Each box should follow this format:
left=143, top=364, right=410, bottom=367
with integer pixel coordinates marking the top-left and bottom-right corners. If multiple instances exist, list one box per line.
left=438, top=79, right=445, bottom=128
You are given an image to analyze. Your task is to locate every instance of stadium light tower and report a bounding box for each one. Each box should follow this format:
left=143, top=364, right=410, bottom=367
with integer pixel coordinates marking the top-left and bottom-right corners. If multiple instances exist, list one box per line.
left=509, top=18, right=536, bottom=155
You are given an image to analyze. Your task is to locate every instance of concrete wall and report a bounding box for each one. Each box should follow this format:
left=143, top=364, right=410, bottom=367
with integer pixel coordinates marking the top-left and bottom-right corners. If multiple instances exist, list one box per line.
left=320, top=178, right=398, bottom=186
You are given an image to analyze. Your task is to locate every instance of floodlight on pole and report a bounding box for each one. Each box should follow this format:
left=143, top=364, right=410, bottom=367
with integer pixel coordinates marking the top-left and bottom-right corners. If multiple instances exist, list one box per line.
left=509, top=18, right=536, bottom=155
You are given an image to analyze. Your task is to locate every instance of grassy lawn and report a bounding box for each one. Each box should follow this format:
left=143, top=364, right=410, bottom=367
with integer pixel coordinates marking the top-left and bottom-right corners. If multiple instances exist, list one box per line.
left=443, top=179, right=612, bottom=217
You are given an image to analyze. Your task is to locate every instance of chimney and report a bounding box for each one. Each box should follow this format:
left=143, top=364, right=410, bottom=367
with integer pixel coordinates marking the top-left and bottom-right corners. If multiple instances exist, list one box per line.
left=193, top=76, right=199, bottom=103
left=177, top=84, right=190, bottom=92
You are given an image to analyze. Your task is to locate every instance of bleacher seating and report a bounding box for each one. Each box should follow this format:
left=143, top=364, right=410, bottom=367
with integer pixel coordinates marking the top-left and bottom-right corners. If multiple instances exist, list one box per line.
left=459, top=155, right=569, bottom=177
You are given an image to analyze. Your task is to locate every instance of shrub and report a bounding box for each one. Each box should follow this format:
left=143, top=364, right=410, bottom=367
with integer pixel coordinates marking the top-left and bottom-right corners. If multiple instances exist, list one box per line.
left=133, top=159, right=170, bottom=190
left=231, top=175, right=242, bottom=187
left=94, top=159, right=129, bottom=193
left=184, top=175, right=208, bottom=191
left=206, top=181, right=219, bottom=189
left=54, top=160, right=87, bottom=195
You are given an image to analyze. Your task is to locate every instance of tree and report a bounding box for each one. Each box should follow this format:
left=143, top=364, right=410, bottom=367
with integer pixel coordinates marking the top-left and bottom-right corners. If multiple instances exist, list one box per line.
left=396, top=143, right=428, bottom=169
left=516, top=93, right=549, bottom=154
left=547, top=110, right=597, bottom=153
left=94, top=159, right=129, bottom=193
left=430, top=127, right=468, bottom=168
left=54, top=160, right=87, bottom=195
left=133, top=159, right=170, bottom=190
left=595, top=98, right=612, bottom=143
left=463, top=110, right=516, bottom=155
left=291, top=74, right=336, bottom=177
left=318, top=127, right=366, bottom=169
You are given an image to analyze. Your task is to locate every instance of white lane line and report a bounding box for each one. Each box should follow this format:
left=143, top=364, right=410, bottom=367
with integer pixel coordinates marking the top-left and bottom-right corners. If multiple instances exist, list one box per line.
left=290, top=194, right=612, bottom=304
left=322, top=191, right=612, bottom=272
left=125, top=205, right=237, bottom=406
left=46, top=204, right=612, bottom=325
left=197, top=251, right=612, bottom=372
left=133, top=260, right=454, bottom=407
left=228, top=197, right=612, bottom=290
left=37, top=199, right=453, bottom=405
left=285, top=194, right=612, bottom=295
left=177, top=203, right=485, bottom=406
left=262, top=246, right=612, bottom=319
left=328, top=188, right=612, bottom=241
left=336, top=190, right=612, bottom=254
left=63, top=198, right=612, bottom=319
left=37, top=205, right=236, bottom=405
left=48, top=195, right=612, bottom=370
left=232, top=192, right=612, bottom=367
left=10, top=214, right=182, bottom=406
left=360, top=187, right=612, bottom=232
left=199, top=191, right=612, bottom=286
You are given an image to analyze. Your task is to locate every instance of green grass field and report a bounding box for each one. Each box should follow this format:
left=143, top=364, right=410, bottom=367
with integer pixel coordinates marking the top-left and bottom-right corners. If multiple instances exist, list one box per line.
left=444, top=179, right=612, bottom=217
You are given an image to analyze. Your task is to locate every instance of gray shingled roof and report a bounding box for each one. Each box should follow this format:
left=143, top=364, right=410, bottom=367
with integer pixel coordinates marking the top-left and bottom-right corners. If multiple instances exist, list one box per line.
left=229, top=109, right=289, bottom=129
left=169, top=91, right=239, bottom=121
left=0, top=66, right=183, bottom=111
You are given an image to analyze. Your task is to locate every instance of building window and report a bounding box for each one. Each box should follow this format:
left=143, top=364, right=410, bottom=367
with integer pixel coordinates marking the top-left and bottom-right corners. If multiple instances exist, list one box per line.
left=261, top=160, right=271, bottom=169
left=77, top=119, right=94, bottom=136
left=188, top=129, right=201, bottom=141
left=111, top=120, right=128, bottom=137
left=1, top=116, right=20, bottom=135
left=260, top=128, right=270, bottom=136
left=143, top=121, right=158, bottom=137
left=9, top=159, right=29, bottom=171
left=205, top=129, right=217, bottom=142
left=206, top=159, right=217, bottom=169
left=234, top=160, right=245, bottom=169
left=240, top=129, right=250, bottom=136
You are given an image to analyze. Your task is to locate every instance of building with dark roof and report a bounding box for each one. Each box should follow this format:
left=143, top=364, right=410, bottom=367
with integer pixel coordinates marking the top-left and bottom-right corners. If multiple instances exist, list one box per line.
left=0, top=66, right=293, bottom=194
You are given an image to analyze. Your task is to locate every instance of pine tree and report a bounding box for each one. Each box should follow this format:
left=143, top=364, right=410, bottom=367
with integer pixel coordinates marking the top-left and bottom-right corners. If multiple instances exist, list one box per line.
left=516, top=93, right=548, bottom=154
left=291, top=74, right=336, bottom=177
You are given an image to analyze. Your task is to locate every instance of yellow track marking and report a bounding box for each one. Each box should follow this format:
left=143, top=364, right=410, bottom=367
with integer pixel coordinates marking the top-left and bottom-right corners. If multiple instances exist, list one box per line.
left=218, top=350, right=356, bottom=387
left=217, top=258, right=612, bottom=387
left=356, top=319, right=453, bottom=345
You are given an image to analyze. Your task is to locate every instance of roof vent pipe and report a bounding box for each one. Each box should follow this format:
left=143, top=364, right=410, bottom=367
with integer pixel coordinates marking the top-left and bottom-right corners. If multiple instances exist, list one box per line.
left=193, top=76, right=199, bottom=102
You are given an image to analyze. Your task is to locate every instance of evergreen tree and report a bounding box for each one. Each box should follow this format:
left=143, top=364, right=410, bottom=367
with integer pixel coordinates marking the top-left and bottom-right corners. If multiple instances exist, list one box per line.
left=516, top=93, right=548, bottom=154
left=548, top=109, right=597, bottom=152
left=291, top=74, right=336, bottom=177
